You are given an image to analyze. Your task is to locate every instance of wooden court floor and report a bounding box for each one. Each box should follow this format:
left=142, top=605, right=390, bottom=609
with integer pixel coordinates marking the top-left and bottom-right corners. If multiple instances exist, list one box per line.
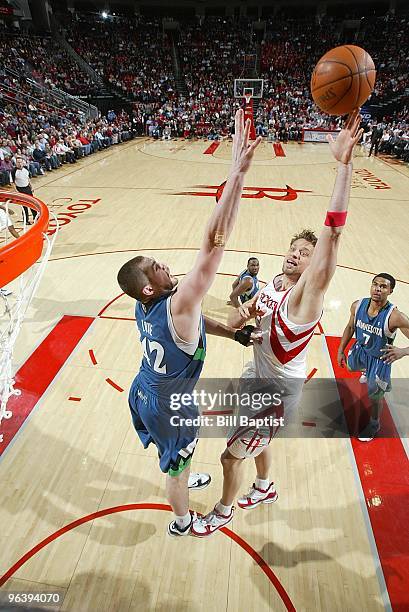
left=0, top=138, right=408, bottom=611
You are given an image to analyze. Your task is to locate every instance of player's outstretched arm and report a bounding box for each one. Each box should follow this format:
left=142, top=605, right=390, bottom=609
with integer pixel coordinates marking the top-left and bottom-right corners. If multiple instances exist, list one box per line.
left=229, top=277, right=253, bottom=307
left=337, top=301, right=358, bottom=367
left=290, top=110, right=363, bottom=322
left=204, top=316, right=261, bottom=346
left=380, top=311, right=409, bottom=363
left=172, top=110, right=261, bottom=338
left=227, top=291, right=262, bottom=329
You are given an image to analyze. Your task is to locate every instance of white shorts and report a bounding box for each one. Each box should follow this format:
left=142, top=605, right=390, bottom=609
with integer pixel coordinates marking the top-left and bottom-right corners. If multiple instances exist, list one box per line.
left=227, top=405, right=281, bottom=459
left=226, top=361, right=304, bottom=459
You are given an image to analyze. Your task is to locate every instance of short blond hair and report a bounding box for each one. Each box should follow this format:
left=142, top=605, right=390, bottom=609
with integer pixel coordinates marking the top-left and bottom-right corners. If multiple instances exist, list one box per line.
left=290, top=229, right=318, bottom=247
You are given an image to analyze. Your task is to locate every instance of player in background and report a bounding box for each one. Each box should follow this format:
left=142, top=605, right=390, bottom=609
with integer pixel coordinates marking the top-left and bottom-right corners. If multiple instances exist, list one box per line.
left=117, top=110, right=261, bottom=537
left=337, top=273, right=409, bottom=441
left=192, top=109, right=363, bottom=537
left=228, top=257, right=260, bottom=307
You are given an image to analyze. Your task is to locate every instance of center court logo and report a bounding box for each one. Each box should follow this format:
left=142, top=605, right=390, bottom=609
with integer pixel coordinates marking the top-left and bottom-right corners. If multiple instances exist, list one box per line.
left=172, top=181, right=312, bottom=202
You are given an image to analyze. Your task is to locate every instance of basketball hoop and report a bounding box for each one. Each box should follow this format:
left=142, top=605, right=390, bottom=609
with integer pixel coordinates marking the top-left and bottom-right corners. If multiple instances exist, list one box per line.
left=244, top=94, right=252, bottom=106
left=0, top=191, right=58, bottom=430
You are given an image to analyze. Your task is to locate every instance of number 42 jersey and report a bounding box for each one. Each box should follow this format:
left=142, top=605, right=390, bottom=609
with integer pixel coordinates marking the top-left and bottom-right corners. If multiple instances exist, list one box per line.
left=134, top=291, right=206, bottom=394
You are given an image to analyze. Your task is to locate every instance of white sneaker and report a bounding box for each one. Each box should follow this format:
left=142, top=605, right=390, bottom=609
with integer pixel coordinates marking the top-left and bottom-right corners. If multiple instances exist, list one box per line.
left=167, top=511, right=197, bottom=537
left=359, top=373, right=367, bottom=384
left=191, top=506, right=234, bottom=537
left=188, top=472, right=211, bottom=490
left=0, top=288, right=12, bottom=297
left=237, top=482, right=278, bottom=509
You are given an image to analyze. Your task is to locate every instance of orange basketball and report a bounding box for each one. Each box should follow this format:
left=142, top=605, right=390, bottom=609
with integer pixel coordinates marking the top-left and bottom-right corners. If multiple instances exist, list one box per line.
left=311, top=45, right=376, bottom=116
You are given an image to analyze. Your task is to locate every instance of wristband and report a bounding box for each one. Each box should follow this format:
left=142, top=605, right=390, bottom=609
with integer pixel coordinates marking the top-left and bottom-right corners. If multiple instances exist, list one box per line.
left=325, top=211, right=347, bottom=227
left=234, top=325, right=255, bottom=347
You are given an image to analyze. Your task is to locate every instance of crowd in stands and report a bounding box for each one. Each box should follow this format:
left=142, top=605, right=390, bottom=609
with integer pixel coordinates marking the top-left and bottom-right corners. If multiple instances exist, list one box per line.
left=62, top=15, right=176, bottom=102
left=0, top=102, right=133, bottom=187
left=0, top=11, right=407, bottom=170
left=130, top=13, right=407, bottom=142
left=1, top=31, right=98, bottom=96
left=359, top=14, right=409, bottom=104
left=361, top=120, right=409, bottom=162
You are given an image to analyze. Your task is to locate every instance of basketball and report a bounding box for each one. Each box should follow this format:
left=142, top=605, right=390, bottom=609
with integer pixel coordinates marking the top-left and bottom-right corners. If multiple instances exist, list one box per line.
left=311, top=45, right=376, bottom=116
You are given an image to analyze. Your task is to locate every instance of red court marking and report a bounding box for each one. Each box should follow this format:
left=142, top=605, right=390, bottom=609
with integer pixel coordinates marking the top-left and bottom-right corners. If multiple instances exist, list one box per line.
left=302, top=421, right=316, bottom=427
left=98, top=292, right=125, bottom=317
left=305, top=368, right=318, bottom=383
left=106, top=378, right=124, bottom=393
left=326, top=335, right=409, bottom=611
left=0, top=503, right=295, bottom=611
left=203, top=142, right=220, bottom=155
left=273, top=143, right=286, bottom=157
left=68, top=397, right=81, bottom=402
left=89, top=349, right=97, bottom=365
left=0, top=315, right=94, bottom=458
left=205, top=409, right=233, bottom=416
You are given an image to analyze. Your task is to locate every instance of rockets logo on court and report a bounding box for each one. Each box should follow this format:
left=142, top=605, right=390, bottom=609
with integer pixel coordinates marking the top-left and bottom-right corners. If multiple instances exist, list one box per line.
left=173, top=181, right=312, bottom=202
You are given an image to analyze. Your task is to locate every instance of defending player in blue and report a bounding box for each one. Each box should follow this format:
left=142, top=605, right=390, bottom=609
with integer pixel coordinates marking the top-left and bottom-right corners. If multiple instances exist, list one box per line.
left=117, top=110, right=261, bottom=536
left=228, top=257, right=260, bottom=306
left=337, top=273, right=409, bottom=441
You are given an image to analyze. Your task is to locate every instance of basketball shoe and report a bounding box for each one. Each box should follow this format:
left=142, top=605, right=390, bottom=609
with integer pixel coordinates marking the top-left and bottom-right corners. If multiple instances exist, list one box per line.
left=190, top=506, right=234, bottom=537
left=237, top=482, right=278, bottom=509
left=359, top=373, right=367, bottom=384
left=167, top=511, right=197, bottom=537
left=358, top=419, right=380, bottom=442
left=188, top=472, right=211, bottom=490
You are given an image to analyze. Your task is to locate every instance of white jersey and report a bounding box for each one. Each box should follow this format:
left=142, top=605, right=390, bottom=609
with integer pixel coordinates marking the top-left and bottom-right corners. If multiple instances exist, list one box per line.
left=253, top=275, right=321, bottom=379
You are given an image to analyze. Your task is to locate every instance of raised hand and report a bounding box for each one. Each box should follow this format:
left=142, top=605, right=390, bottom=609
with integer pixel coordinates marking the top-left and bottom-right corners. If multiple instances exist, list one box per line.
left=231, top=109, right=262, bottom=174
left=327, top=109, right=363, bottom=165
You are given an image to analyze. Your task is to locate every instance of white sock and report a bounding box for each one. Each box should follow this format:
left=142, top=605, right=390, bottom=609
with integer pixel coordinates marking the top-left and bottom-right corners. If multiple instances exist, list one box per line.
left=255, top=477, right=270, bottom=491
left=216, top=501, right=232, bottom=516
left=175, top=512, right=191, bottom=529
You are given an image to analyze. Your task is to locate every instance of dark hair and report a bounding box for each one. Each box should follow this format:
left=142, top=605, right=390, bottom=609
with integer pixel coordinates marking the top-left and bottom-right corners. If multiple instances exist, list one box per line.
left=373, top=273, right=396, bottom=291
left=117, top=256, right=150, bottom=302
left=247, top=257, right=259, bottom=265
left=290, top=229, right=318, bottom=247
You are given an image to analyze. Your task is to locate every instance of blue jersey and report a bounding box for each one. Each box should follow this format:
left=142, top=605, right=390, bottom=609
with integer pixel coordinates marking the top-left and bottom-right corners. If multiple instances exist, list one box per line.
left=129, top=291, right=206, bottom=474
left=134, top=292, right=206, bottom=395
left=354, top=297, right=396, bottom=358
left=238, top=270, right=259, bottom=303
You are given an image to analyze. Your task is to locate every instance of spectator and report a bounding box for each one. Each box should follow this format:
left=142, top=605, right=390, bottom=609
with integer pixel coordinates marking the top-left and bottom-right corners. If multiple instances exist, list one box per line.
left=11, top=156, right=38, bottom=224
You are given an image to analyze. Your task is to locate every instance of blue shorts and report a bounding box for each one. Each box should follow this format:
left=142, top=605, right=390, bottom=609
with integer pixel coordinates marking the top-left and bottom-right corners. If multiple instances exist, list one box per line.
left=129, top=379, right=199, bottom=475
left=347, top=343, right=391, bottom=397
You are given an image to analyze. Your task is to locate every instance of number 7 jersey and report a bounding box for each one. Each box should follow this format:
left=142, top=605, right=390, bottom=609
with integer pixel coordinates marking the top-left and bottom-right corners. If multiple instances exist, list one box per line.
left=354, top=297, right=396, bottom=357
left=134, top=292, right=206, bottom=393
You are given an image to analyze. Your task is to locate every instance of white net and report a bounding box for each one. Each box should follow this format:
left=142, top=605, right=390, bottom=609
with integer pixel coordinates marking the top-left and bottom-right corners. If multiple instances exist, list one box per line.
left=0, top=198, right=57, bottom=434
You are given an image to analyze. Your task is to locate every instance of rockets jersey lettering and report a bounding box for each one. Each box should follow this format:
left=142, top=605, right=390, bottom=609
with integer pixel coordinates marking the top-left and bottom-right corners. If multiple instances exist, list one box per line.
left=354, top=297, right=396, bottom=358
left=253, top=276, right=320, bottom=377
left=135, top=292, right=206, bottom=393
